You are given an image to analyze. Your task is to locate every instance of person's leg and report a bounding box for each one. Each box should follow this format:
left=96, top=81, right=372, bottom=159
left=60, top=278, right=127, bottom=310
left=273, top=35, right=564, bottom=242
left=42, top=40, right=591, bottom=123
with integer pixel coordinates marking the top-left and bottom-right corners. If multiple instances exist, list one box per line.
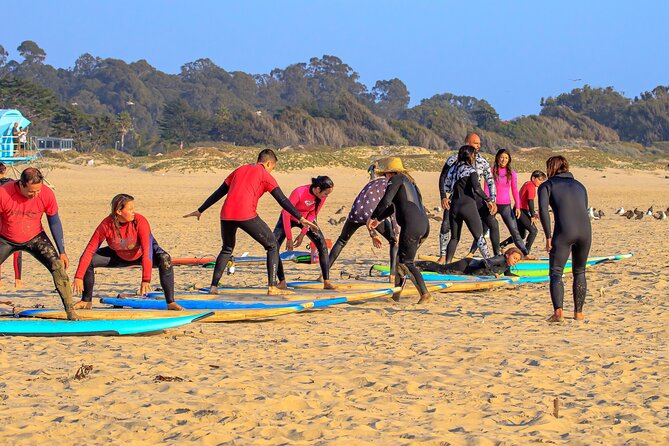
left=498, top=204, right=528, bottom=255
left=272, top=217, right=288, bottom=284
left=438, top=208, right=451, bottom=262
left=329, top=219, right=362, bottom=269
left=305, top=227, right=334, bottom=288
left=468, top=217, right=488, bottom=256
left=524, top=212, right=539, bottom=254
left=237, top=217, right=284, bottom=294
left=80, top=247, right=119, bottom=303
left=150, top=238, right=177, bottom=306
left=14, top=251, right=23, bottom=286
left=376, top=219, right=398, bottom=274
left=397, top=227, right=430, bottom=303
left=416, top=258, right=470, bottom=274
left=460, top=205, right=493, bottom=260
left=571, top=234, right=592, bottom=320
left=0, top=238, right=18, bottom=282
left=548, top=234, right=572, bottom=322
left=445, top=210, right=463, bottom=263
left=211, top=220, right=238, bottom=291
left=23, top=232, right=75, bottom=316
left=480, top=204, right=501, bottom=255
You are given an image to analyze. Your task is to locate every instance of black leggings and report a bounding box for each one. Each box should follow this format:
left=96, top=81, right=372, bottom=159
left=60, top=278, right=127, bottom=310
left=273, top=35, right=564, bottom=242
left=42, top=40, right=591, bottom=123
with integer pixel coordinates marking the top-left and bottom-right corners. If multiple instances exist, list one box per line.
left=273, top=216, right=329, bottom=281
left=549, top=232, right=591, bottom=312
left=467, top=200, right=500, bottom=256
left=502, top=210, right=538, bottom=253
left=81, top=239, right=175, bottom=304
left=0, top=251, right=22, bottom=280
left=395, top=221, right=430, bottom=296
left=439, top=209, right=450, bottom=257
left=329, top=218, right=398, bottom=272
left=0, top=232, right=72, bottom=311
left=212, top=217, right=278, bottom=288
left=446, top=199, right=493, bottom=263
left=494, top=204, right=528, bottom=255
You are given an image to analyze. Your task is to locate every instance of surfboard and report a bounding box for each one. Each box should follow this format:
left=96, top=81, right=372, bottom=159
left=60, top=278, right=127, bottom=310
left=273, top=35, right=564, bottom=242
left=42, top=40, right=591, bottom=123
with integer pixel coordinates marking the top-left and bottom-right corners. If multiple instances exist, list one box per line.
left=286, top=280, right=450, bottom=296
left=173, top=251, right=311, bottom=266
left=0, top=312, right=213, bottom=336
left=143, top=287, right=397, bottom=302
left=18, top=308, right=298, bottom=323
left=372, top=263, right=571, bottom=277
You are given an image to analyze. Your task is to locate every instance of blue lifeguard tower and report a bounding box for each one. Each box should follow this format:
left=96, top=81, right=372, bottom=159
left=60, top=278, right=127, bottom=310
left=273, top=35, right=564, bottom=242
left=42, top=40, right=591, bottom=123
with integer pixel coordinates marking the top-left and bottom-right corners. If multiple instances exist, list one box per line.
left=0, top=109, right=36, bottom=165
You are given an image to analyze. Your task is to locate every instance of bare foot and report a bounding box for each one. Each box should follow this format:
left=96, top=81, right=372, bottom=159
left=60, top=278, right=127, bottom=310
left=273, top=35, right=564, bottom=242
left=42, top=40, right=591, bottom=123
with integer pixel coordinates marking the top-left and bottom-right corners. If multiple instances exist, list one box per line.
left=524, top=254, right=538, bottom=260
left=465, top=252, right=475, bottom=258
left=167, top=302, right=185, bottom=311
left=323, top=281, right=337, bottom=290
left=276, top=280, right=289, bottom=290
left=14, top=279, right=24, bottom=289
left=417, top=293, right=433, bottom=304
left=436, top=256, right=446, bottom=264
left=208, top=286, right=219, bottom=295
left=547, top=308, right=564, bottom=323
left=388, top=274, right=395, bottom=284
left=66, top=310, right=81, bottom=321
left=574, top=312, right=585, bottom=320
left=315, top=275, right=324, bottom=283
left=268, top=286, right=294, bottom=296
left=73, top=300, right=92, bottom=310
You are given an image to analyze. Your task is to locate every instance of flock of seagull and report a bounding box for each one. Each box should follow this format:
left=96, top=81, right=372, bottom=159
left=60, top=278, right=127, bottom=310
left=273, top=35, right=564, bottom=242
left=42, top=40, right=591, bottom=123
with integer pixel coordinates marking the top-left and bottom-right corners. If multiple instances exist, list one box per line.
left=606, top=206, right=669, bottom=220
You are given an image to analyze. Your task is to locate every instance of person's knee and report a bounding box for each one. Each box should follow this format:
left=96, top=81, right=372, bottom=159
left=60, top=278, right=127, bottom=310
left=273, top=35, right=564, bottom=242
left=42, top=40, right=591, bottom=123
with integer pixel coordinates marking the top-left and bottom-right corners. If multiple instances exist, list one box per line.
left=572, top=266, right=586, bottom=275
left=264, top=240, right=278, bottom=252
left=157, top=252, right=172, bottom=270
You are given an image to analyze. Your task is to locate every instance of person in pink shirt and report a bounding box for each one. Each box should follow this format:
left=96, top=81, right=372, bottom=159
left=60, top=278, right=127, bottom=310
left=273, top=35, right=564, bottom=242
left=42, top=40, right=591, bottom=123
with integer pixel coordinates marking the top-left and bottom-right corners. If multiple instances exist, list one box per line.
left=273, top=176, right=334, bottom=289
left=490, top=149, right=530, bottom=256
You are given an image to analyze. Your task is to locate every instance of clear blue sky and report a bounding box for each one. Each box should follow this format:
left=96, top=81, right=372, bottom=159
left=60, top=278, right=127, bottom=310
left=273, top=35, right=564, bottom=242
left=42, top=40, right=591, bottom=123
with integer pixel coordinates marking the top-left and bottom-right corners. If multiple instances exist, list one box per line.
left=2, top=0, right=668, bottom=119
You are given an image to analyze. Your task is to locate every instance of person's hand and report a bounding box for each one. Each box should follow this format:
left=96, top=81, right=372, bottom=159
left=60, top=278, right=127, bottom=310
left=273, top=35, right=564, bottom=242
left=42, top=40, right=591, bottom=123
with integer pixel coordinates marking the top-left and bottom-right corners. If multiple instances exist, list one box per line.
left=545, top=238, right=552, bottom=253
left=515, top=208, right=521, bottom=219
left=294, top=233, right=305, bottom=249
left=441, top=197, right=450, bottom=211
left=286, top=239, right=294, bottom=251
left=139, top=281, right=152, bottom=295
left=72, top=278, right=84, bottom=294
left=371, top=235, right=383, bottom=249
left=531, top=216, right=538, bottom=225
left=60, top=253, right=69, bottom=270
left=366, top=218, right=380, bottom=231
left=299, top=217, right=319, bottom=231
left=183, top=210, right=202, bottom=220
left=487, top=201, right=497, bottom=214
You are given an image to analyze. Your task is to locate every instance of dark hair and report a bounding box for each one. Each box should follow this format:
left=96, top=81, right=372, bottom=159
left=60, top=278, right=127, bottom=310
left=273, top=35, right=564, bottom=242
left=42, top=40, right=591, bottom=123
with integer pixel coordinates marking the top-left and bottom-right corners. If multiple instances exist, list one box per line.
left=20, top=167, right=44, bottom=186
left=310, top=175, right=334, bottom=192
left=546, top=156, right=569, bottom=178
left=110, top=193, right=135, bottom=237
left=457, top=145, right=476, bottom=166
left=531, top=170, right=546, bottom=180
left=493, top=149, right=514, bottom=184
left=257, top=149, right=278, bottom=163
left=504, top=247, right=523, bottom=258
left=0, top=162, right=6, bottom=175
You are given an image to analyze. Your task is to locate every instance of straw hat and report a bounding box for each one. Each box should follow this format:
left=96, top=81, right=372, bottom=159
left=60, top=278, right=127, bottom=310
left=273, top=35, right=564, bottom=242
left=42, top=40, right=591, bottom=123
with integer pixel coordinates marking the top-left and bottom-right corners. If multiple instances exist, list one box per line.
left=376, top=157, right=407, bottom=174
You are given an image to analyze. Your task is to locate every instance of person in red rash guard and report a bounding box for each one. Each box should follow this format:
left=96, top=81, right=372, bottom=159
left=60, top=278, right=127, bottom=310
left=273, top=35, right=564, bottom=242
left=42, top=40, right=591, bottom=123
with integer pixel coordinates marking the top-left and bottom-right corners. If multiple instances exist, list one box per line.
left=73, top=194, right=184, bottom=311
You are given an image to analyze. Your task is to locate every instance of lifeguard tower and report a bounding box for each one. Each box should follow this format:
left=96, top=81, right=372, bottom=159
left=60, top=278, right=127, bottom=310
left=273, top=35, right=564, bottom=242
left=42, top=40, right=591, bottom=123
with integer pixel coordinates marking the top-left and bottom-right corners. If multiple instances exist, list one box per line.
left=0, top=109, right=36, bottom=165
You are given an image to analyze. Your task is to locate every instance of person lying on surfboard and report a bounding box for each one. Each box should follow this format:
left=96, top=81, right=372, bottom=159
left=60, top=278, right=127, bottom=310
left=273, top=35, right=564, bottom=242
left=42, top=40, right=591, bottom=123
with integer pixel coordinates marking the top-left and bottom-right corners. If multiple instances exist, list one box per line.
left=184, top=149, right=318, bottom=296
left=73, top=194, right=184, bottom=311
left=415, top=247, right=523, bottom=278
left=273, top=176, right=335, bottom=290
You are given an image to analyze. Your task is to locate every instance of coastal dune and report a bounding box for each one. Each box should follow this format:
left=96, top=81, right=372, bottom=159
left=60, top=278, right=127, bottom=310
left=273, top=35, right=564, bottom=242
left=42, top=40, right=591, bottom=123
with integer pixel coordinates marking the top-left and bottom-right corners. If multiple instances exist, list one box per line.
left=0, top=163, right=667, bottom=445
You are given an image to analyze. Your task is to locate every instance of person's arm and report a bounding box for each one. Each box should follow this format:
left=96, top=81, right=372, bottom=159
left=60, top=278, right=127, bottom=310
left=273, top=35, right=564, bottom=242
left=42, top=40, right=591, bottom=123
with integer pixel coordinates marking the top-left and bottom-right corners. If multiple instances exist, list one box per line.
left=197, top=181, right=230, bottom=214
left=470, top=172, right=491, bottom=202
left=46, top=213, right=66, bottom=254
left=270, top=187, right=302, bottom=221
left=511, top=171, right=520, bottom=209
left=527, top=184, right=537, bottom=216
left=73, top=223, right=106, bottom=300
left=480, top=158, right=497, bottom=202
left=371, top=176, right=401, bottom=221
left=136, top=217, right=153, bottom=285
left=438, top=161, right=450, bottom=199
left=538, top=183, right=552, bottom=239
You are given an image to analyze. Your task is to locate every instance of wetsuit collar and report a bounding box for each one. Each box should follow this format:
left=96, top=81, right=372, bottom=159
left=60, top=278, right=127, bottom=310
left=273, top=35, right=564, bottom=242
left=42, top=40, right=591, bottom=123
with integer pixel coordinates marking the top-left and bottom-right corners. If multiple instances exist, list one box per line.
left=554, top=172, right=574, bottom=179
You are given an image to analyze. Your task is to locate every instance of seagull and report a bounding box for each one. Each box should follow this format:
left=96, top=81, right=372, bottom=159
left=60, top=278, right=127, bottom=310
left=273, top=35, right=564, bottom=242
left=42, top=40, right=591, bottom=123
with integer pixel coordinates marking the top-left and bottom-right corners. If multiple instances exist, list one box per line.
left=126, top=100, right=135, bottom=106
left=646, top=206, right=654, bottom=216
left=615, top=207, right=625, bottom=215
left=622, top=210, right=634, bottom=219
left=634, top=210, right=645, bottom=220
left=338, top=216, right=347, bottom=224
left=328, top=218, right=339, bottom=226
left=334, top=206, right=346, bottom=215
left=653, top=211, right=667, bottom=220
left=597, top=209, right=605, bottom=218
left=587, top=207, right=600, bottom=220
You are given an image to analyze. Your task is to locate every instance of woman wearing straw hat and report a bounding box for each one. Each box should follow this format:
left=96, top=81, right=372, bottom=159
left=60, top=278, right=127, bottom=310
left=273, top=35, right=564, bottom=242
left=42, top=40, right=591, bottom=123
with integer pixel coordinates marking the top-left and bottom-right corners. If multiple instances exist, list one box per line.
left=367, top=157, right=432, bottom=304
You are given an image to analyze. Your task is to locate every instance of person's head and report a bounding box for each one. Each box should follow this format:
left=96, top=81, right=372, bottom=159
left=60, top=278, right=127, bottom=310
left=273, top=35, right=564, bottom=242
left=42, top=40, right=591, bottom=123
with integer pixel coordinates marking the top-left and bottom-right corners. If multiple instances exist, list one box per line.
left=494, top=148, right=513, bottom=182
left=310, top=175, right=334, bottom=199
left=110, top=193, right=136, bottom=224
left=504, top=247, right=523, bottom=266
left=377, top=157, right=405, bottom=179
left=457, top=145, right=477, bottom=166
left=367, top=161, right=379, bottom=179
left=18, top=167, right=44, bottom=199
left=545, top=156, right=569, bottom=178
left=464, top=133, right=481, bottom=152
left=257, top=149, right=278, bottom=172
left=13, top=122, right=18, bottom=128
left=0, top=162, right=6, bottom=176
left=530, top=170, right=546, bottom=187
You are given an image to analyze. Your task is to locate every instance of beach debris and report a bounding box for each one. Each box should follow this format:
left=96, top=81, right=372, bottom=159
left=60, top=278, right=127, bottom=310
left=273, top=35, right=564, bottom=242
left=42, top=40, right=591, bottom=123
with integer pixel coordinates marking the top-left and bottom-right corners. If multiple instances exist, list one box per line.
left=154, top=375, right=186, bottom=382
left=553, top=397, right=560, bottom=418
left=74, top=364, right=93, bottom=380
left=614, top=207, right=625, bottom=215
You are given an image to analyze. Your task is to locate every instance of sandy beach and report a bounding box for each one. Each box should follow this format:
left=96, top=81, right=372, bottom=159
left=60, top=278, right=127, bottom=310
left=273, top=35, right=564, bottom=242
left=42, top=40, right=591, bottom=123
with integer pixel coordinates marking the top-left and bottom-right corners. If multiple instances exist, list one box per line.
left=0, top=161, right=667, bottom=445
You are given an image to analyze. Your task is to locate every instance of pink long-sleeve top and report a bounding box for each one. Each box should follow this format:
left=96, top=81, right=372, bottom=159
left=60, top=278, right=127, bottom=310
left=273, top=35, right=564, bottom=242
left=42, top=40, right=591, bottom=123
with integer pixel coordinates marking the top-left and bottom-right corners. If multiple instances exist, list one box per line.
left=493, top=167, right=520, bottom=207
left=281, top=184, right=326, bottom=240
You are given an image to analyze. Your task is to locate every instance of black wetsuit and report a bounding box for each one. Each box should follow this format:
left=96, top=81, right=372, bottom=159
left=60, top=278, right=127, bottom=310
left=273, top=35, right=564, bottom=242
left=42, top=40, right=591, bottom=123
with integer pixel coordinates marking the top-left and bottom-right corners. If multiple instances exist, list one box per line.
left=274, top=216, right=329, bottom=281
left=538, top=172, right=592, bottom=312
left=445, top=164, right=494, bottom=264
left=416, top=255, right=511, bottom=277
left=370, top=174, right=429, bottom=296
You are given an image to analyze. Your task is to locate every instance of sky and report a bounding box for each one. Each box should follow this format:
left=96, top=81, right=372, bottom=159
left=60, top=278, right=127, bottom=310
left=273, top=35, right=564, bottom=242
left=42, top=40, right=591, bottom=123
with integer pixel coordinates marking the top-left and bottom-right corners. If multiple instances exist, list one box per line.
left=2, top=0, right=668, bottom=119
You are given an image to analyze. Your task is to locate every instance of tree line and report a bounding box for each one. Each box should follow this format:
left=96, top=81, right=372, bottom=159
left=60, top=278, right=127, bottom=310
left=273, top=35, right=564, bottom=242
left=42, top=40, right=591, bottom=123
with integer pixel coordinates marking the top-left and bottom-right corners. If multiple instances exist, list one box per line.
left=1, top=40, right=668, bottom=155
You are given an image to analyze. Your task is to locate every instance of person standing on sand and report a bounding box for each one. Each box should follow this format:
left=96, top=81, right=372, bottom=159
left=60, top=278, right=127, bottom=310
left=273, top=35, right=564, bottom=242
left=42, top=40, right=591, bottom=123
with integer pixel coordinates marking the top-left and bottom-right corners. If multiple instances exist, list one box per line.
left=367, top=157, right=432, bottom=304
left=439, top=132, right=499, bottom=263
left=273, top=176, right=335, bottom=290
left=184, top=149, right=318, bottom=296
left=538, top=156, right=591, bottom=322
left=0, top=168, right=79, bottom=320
left=0, top=162, right=23, bottom=288
left=501, top=170, right=546, bottom=254
left=72, top=194, right=184, bottom=311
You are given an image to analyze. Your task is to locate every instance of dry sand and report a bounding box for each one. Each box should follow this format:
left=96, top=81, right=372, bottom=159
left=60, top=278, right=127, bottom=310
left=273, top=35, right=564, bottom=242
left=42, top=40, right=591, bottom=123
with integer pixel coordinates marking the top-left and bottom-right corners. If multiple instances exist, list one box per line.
left=0, top=161, right=667, bottom=445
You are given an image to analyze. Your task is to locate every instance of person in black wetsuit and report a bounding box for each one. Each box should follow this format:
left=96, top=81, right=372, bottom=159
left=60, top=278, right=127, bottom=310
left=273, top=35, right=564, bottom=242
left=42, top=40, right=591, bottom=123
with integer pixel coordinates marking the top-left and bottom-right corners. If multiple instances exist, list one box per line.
left=538, top=156, right=591, bottom=322
left=328, top=174, right=399, bottom=281
left=416, top=247, right=523, bottom=277
left=438, top=133, right=499, bottom=263
left=183, top=149, right=318, bottom=295
left=367, top=157, right=431, bottom=304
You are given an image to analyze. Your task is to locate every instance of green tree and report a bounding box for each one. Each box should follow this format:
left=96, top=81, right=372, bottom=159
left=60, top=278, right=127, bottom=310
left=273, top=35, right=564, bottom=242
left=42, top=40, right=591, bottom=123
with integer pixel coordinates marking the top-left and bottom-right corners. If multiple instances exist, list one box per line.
left=371, top=78, right=410, bottom=119
left=17, top=41, right=46, bottom=65
left=116, top=111, right=134, bottom=150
